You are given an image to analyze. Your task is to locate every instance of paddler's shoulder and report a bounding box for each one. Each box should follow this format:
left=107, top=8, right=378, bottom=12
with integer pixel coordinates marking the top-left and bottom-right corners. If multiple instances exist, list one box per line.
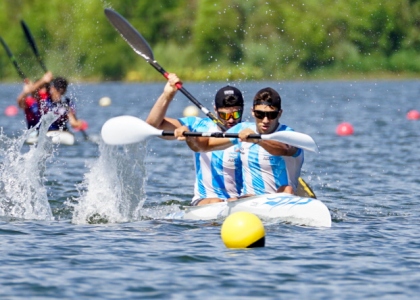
left=278, top=123, right=294, bottom=132
left=178, top=115, right=202, bottom=125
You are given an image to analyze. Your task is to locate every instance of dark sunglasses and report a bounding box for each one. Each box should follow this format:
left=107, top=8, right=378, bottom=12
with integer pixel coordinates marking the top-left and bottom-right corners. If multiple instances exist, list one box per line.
left=253, top=110, right=279, bottom=120
left=218, top=110, right=243, bottom=120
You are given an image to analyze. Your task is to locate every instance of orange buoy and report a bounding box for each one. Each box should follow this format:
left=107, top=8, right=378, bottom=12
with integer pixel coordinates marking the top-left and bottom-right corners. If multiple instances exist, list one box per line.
left=336, top=122, right=354, bottom=136
left=406, top=110, right=420, bottom=120
left=4, top=105, right=19, bottom=116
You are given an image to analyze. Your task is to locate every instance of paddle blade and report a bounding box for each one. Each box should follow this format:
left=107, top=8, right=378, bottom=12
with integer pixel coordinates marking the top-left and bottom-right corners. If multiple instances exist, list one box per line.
left=263, top=131, right=318, bottom=152
left=0, top=37, right=26, bottom=79
left=101, top=116, right=162, bottom=145
left=104, top=8, right=154, bottom=61
left=21, top=20, right=47, bottom=72
left=21, top=20, right=40, bottom=55
left=0, top=36, right=13, bottom=57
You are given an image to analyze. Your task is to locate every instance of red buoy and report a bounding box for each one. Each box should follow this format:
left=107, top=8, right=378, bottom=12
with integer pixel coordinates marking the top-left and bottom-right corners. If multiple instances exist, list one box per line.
left=336, top=122, right=354, bottom=136
left=4, top=105, right=19, bottom=116
left=406, top=110, right=420, bottom=120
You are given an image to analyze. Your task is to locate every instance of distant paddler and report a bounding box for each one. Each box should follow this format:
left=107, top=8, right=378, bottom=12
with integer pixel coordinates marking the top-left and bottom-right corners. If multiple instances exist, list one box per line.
left=18, top=20, right=89, bottom=141
left=17, top=71, right=87, bottom=136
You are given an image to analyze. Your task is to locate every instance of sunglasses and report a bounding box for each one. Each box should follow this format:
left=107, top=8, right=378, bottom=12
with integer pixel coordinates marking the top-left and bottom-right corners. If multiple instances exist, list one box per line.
left=253, top=110, right=279, bottom=120
left=218, top=110, right=243, bottom=120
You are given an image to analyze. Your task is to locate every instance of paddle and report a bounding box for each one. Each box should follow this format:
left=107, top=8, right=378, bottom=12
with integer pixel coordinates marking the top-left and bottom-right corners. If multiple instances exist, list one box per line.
left=104, top=8, right=228, bottom=131
left=20, top=20, right=47, bottom=72
left=101, top=115, right=318, bottom=152
left=0, top=36, right=26, bottom=79
left=20, top=20, right=90, bottom=141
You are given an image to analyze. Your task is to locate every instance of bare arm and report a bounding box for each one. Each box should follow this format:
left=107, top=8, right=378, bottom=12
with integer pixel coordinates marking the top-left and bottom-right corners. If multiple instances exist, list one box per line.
left=186, top=136, right=233, bottom=152
left=67, top=111, right=84, bottom=129
left=239, top=128, right=298, bottom=156
left=146, top=73, right=182, bottom=139
left=17, top=79, right=33, bottom=109
left=16, top=72, right=53, bottom=108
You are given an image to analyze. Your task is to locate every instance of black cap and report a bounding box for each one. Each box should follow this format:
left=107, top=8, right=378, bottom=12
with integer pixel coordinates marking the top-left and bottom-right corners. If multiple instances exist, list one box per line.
left=253, top=87, right=281, bottom=109
left=214, top=86, right=244, bottom=108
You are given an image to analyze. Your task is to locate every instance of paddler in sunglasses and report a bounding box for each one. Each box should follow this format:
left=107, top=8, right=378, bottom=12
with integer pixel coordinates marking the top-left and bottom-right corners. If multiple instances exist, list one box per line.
left=184, top=87, right=304, bottom=197
left=146, top=73, right=244, bottom=206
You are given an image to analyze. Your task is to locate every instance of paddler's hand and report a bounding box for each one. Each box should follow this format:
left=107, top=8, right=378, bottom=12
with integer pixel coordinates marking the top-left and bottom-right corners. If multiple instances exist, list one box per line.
left=174, top=125, right=189, bottom=141
left=22, top=79, right=34, bottom=94
left=239, top=128, right=259, bottom=144
left=164, top=73, right=181, bottom=96
left=72, top=119, right=88, bottom=132
left=42, top=71, right=53, bottom=84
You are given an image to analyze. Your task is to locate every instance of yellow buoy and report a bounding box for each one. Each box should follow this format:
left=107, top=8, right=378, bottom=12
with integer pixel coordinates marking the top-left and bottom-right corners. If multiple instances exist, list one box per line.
left=221, top=212, right=265, bottom=248
left=183, top=105, right=199, bottom=117
left=99, top=97, right=112, bottom=107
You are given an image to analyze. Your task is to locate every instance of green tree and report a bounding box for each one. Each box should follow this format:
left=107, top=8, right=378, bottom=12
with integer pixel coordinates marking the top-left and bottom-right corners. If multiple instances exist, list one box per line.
left=193, top=0, right=245, bottom=63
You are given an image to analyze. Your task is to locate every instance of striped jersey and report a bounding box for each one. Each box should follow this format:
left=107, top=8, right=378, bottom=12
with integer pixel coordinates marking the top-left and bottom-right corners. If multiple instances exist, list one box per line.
left=227, top=122, right=304, bottom=195
left=178, top=117, right=243, bottom=202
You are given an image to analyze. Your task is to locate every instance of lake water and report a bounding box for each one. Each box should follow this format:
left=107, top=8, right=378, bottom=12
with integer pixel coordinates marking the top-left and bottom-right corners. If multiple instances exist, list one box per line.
left=0, top=79, right=419, bottom=299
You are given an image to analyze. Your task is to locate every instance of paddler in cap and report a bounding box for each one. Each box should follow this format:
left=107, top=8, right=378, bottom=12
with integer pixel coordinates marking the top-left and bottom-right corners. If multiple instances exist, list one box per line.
left=146, top=73, right=244, bottom=206
left=184, top=87, right=304, bottom=196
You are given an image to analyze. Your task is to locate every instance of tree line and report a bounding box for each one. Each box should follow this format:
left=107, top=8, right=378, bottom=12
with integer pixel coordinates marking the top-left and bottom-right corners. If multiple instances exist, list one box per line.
left=1, top=0, right=419, bottom=82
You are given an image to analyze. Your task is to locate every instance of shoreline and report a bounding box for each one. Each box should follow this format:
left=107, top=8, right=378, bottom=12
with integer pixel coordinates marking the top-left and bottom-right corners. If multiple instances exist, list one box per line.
left=1, top=70, right=420, bottom=84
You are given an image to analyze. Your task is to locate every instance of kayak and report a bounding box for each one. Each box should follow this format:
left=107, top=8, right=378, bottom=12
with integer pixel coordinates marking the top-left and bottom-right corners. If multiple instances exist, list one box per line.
left=25, top=130, right=75, bottom=146
left=165, top=193, right=331, bottom=228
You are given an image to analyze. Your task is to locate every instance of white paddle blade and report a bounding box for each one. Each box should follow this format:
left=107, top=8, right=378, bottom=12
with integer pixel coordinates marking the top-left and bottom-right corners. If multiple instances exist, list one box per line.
left=263, top=131, right=318, bottom=152
left=101, top=116, right=162, bottom=145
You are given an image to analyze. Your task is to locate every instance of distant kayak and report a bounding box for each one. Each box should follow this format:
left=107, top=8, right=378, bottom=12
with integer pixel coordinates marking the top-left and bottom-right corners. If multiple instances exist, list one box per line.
left=26, top=130, right=75, bottom=146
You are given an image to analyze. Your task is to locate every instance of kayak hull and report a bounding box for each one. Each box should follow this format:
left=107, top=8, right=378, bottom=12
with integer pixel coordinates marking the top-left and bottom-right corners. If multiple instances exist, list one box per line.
left=166, top=193, right=332, bottom=228
left=26, top=130, right=75, bottom=146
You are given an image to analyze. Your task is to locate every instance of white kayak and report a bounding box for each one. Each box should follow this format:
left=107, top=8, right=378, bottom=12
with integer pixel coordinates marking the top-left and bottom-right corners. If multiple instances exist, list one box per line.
left=25, top=130, right=75, bottom=146
left=166, top=193, right=332, bottom=228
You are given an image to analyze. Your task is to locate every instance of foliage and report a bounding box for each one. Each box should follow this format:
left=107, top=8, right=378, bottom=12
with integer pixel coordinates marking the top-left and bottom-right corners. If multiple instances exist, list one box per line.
left=0, top=0, right=419, bottom=82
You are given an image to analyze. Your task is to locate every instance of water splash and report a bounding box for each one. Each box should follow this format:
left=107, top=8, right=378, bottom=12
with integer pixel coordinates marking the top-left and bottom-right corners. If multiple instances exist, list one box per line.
left=0, top=113, right=57, bottom=221
left=70, top=141, right=148, bottom=224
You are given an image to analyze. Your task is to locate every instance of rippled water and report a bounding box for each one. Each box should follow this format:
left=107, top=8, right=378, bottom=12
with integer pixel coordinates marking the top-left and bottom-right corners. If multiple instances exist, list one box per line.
left=0, top=79, right=419, bottom=299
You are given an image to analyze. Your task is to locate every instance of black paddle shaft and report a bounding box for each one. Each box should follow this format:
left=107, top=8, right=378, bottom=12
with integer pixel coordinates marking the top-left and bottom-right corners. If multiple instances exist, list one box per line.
left=161, top=131, right=261, bottom=139
left=21, top=20, right=48, bottom=72
left=0, top=37, right=26, bottom=79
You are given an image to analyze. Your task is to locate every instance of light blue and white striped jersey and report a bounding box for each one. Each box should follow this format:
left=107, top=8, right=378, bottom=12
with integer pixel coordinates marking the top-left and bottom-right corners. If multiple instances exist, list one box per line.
left=227, top=122, right=304, bottom=195
left=179, top=117, right=242, bottom=202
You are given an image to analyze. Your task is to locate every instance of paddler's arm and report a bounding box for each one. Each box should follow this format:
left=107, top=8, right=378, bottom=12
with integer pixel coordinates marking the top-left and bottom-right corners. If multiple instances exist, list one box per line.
left=146, top=73, right=182, bottom=139
left=16, top=79, right=33, bottom=109
left=184, top=135, right=233, bottom=152
left=180, top=123, right=237, bottom=152
left=17, top=72, right=53, bottom=108
left=173, top=126, right=232, bottom=151
left=67, top=111, right=85, bottom=130
left=239, top=128, right=298, bottom=156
